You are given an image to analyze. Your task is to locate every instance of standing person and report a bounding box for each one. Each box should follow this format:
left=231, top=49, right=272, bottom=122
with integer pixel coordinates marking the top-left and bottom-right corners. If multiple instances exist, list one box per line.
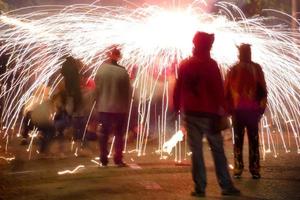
left=0, top=48, right=10, bottom=128
left=54, top=56, right=87, bottom=152
left=173, top=31, right=240, bottom=197
left=224, top=44, right=267, bottom=179
left=95, top=46, right=131, bottom=167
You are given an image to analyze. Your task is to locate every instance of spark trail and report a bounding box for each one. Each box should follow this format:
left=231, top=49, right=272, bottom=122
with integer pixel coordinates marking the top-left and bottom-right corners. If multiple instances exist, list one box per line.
left=0, top=1, right=299, bottom=158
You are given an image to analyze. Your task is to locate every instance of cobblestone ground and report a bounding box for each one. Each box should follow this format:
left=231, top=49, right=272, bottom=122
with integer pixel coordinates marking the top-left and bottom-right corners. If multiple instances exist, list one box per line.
left=0, top=134, right=299, bottom=200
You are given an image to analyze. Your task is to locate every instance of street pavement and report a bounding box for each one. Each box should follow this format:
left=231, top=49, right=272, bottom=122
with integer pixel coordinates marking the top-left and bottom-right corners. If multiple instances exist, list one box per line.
left=0, top=135, right=299, bottom=200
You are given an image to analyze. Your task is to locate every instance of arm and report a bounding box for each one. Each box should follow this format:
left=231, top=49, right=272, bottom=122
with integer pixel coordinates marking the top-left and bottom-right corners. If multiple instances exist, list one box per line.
left=173, top=64, right=183, bottom=113
left=224, top=68, right=233, bottom=114
left=210, top=61, right=226, bottom=115
left=94, top=69, right=101, bottom=101
left=256, top=64, right=268, bottom=112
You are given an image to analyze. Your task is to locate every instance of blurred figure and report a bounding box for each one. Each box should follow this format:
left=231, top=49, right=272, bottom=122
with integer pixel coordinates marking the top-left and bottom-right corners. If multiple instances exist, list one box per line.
left=0, top=46, right=11, bottom=128
left=58, top=56, right=93, bottom=148
left=50, top=56, right=96, bottom=157
left=20, top=84, right=56, bottom=154
left=80, top=72, right=97, bottom=141
left=94, top=46, right=131, bottom=167
left=224, top=44, right=267, bottom=179
left=173, top=31, right=240, bottom=197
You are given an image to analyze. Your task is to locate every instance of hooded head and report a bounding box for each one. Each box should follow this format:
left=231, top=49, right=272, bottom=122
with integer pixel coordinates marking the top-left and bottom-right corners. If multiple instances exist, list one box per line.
left=192, top=31, right=215, bottom=56
left=238, top=43, right=252, bottom=63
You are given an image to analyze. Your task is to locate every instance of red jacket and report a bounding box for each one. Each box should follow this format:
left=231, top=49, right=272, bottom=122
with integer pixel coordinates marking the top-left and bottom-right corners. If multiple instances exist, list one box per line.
left=173, top=55, right=225, bottom=116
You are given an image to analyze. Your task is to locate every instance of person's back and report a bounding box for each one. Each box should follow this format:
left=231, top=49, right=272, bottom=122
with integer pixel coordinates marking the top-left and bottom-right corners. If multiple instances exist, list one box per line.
left=225, top=60, right=266, bottom=112
left=175, top=56, right=224, bottom=116
left=95, top=62, right=130, bottom=114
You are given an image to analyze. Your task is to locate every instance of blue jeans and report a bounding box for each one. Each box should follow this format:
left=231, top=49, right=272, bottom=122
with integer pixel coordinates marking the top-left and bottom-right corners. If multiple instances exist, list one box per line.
left=97, top=112, right=127, bottom=165
left=184, top=114, right=234, bottom=192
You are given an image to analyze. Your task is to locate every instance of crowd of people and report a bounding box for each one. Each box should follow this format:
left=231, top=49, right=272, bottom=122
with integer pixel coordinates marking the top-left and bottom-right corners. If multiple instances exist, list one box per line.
left=8, top=30, right=267, bottom=197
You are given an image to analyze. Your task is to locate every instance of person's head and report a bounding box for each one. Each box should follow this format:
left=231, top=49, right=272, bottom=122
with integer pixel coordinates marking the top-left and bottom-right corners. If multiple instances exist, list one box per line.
left=192, top=31, right=215, bottom=55
left=238, top=43, right=252, bottom=63
left=106, top=45, right=122, bottom=62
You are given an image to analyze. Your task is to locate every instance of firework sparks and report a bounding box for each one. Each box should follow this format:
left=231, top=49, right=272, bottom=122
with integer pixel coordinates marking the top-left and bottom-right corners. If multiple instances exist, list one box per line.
left=0, top=1, right=299, bottom=157
left=57, top=165, right=85, bottom=175
left=0, top=156, right=15, bottom=162
left=163, top=130, right=184, bottom=154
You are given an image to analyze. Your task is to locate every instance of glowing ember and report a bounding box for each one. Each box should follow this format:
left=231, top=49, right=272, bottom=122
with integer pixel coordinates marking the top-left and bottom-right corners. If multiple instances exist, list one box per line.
left=57, top=165, right=85, bottom=175
left=0, top=156, right=15, bottom=162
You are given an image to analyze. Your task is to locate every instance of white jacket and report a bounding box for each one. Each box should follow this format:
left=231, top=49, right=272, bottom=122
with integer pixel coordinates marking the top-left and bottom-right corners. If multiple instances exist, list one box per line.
left=94, top=62, right=131, bottom=113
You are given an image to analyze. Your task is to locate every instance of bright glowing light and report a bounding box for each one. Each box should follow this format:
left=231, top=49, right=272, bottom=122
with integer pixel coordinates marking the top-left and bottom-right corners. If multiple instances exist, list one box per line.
left=0, top=1, right=299, bottom=157
left=57, top=165, right=85, bottom=175
left=0, top=156, right=15, bottom=162
left=91, top=159, right=101, bottom=166
left=163, top=130, right=184, bottom=154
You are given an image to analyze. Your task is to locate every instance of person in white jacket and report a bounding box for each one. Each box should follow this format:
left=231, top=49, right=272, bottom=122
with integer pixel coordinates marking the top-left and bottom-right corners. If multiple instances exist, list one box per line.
left=94, top=46, right=131, bottom=167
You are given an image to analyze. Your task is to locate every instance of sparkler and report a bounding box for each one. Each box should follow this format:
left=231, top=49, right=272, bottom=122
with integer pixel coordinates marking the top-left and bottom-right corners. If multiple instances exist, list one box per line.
left=0, top=1, right=299, bottom=159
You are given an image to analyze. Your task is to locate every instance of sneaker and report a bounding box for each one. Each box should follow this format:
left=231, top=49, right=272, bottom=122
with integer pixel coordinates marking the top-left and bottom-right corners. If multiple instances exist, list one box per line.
left=233, top=173, right=242, bottom=179
left=252, top=173, right=261, bottom=179
left=191, top=191, right=205, bottom=197
left=20, top=138, right=28, bottom=145
left=222, top=187, right=241, bottom=196
left=99, top=164, right=108, bottom=168
left=99, top=162, right=108, bottom=168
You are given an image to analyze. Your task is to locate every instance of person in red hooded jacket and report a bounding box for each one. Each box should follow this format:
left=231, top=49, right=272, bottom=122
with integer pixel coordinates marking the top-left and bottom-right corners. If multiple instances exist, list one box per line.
left=173, top=32, right=240, bottom=197
left=224, top=44, right=267, bottom=179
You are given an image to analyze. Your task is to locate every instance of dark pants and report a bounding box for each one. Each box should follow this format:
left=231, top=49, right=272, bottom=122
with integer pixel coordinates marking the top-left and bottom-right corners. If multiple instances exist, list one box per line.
left=97, top=112, right=126, bottom=165
left=184, top=114, right=234, bottom=192
left=232, top=109, right=261, bottom=175
left=54, top=110, right=71, bottom=138
left=72, top=116, right=88, bottom=141
left=38, top=126, right=55, bottom=153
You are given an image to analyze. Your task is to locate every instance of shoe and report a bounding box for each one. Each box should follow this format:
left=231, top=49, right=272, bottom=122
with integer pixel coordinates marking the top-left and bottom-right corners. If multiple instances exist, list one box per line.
left=100, top=162, right=108, bottom=167
left=233, top=173, right=242, bottom=179
left=252, top=173, right=261, bottom=179
left=191, top=191, right=205, bottom=197
left=115, top=162, right=128, bottom=168
left=20, top=138, right=28, bottom=145
left=99, top=164, right=108, bottom=168
left=222, top=187, right=241, bottom=196
left=59, top=153, right=67, bottom=159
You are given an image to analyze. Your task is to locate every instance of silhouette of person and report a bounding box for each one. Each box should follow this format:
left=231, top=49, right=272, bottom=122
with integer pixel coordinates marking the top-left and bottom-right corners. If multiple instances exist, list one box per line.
left=94, top=46, right=131, bottom=167
left=173, top=31, right=240, bottom=197
left=224, top=44, right=267, bottom=179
